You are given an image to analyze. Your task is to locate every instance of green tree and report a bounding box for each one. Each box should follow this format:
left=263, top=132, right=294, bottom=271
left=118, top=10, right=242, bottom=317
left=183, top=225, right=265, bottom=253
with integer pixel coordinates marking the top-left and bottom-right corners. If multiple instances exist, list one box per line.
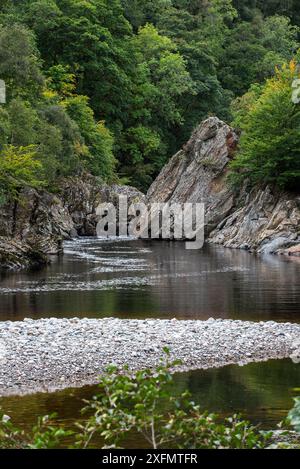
left=219, top=14, right=299, bottom=96
left=0, top=23, right=44, bottom=101
left=119, top=24, right=194, bottom=189
left=8, top=98, right=38, bottom=147
left=121, top=0, right=171, bottom=31
left=157, top=0, right=236, bottom=143
left=230, top=60, right=300, bottom=190
left=0, top=145, right=42, bottom=200
left=65, top=95, right=116, bottom=181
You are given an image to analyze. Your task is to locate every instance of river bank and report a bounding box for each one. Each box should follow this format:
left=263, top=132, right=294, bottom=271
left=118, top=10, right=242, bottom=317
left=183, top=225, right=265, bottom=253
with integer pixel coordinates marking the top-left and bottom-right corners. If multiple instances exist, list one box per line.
left=0, top=317, right=299, bottom=397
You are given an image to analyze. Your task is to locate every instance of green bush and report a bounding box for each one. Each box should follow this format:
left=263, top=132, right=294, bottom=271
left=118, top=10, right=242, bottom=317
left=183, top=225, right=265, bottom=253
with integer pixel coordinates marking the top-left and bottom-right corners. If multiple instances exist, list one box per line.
left=230, top=60, right=300, bottom=190
left=288, top=397, right=300, bottom=433
left=0, top=145, right=42, bottom=200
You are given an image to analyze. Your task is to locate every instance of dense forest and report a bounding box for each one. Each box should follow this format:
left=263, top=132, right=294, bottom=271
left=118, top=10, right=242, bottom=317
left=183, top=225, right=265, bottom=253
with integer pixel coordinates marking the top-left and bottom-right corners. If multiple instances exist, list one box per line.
left=0, top=0, right=300, bottom=195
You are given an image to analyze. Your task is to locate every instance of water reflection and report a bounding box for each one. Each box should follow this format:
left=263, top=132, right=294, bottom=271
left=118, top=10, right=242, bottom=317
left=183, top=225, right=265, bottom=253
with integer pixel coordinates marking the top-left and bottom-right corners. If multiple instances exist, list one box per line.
left=0, top=359, right=298, bottom=437
left=0, top=238, right=299, bottom=322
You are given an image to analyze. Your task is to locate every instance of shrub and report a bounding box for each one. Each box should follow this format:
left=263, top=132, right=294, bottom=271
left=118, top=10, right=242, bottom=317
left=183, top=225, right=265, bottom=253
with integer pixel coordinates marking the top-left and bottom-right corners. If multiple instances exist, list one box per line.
left=230, top=60, right=300, bottom=191
left=0, top=145, right=42, bottom=200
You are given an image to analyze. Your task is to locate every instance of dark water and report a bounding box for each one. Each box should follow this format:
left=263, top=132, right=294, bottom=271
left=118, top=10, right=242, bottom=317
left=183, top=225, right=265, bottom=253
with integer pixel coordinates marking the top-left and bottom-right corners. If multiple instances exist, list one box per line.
left=0, top=359, right=299, bottom=441
left=0, top=238, right=300, bottom=440
left=0, top=238, right=300, bottom=322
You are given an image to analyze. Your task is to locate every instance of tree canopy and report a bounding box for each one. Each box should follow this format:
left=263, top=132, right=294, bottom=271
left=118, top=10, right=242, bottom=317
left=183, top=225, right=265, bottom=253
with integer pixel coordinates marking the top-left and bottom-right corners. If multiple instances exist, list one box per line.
left=0, top=0, right=299, bottom=192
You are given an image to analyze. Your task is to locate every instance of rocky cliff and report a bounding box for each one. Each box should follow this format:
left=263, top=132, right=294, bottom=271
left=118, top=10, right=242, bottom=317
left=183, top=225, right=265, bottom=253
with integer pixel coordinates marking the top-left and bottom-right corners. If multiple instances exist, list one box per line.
left=147, top=117, right=300, bottom=256
left=0, top=176, right=143, bottom=270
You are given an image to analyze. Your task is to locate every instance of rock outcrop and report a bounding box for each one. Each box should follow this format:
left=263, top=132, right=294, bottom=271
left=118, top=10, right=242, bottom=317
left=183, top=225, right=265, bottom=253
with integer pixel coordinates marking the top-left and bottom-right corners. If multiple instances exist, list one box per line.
left=0, top=176, right=144, bottom=270
left=147, top=117, right=238, bottom=233
left=210, top=185, right=300, bottom=255
left=147, top=117, right=300, bottom=255
left=59, top=175, right=144, bottom=236
left=0, top=238, right=48, bottom=270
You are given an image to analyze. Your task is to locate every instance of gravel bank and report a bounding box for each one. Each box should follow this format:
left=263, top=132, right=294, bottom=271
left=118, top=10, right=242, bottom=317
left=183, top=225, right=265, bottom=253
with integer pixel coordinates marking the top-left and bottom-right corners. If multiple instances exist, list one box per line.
left=0, top=318, right=299, bottom=396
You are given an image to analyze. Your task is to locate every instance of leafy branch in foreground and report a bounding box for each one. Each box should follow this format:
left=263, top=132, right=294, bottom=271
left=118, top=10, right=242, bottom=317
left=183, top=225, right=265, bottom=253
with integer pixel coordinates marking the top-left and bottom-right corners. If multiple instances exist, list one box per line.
left=0, top=413, right=72, bottom=449
left=75, top=351, right=269, bottom=449
left=288, top=397, right=300, bottom=433
left=0, top=351, right=299, bottom=449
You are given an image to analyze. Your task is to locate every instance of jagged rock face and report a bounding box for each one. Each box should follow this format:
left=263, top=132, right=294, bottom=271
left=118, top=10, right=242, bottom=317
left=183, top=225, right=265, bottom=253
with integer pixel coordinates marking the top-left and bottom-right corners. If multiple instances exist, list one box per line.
left=0, top=177, right=144, bottom=270
left=209, top=186, right=300, bottom=255
left=0, top=187, right=74, bottom=256
left=0, top=238, right=48, bottom=270
left=147, top=117, right=300, bottom=255
left=59, top=176, right=145, bottom=236
left=147, top=117, right=238, bottom=232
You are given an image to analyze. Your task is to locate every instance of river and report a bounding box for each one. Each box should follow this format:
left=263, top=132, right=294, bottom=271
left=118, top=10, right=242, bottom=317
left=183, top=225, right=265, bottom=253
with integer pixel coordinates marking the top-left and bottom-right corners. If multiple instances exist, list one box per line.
left=0, top=238, right=299, bottom=441
left=0, top=238, right=300, bottom=322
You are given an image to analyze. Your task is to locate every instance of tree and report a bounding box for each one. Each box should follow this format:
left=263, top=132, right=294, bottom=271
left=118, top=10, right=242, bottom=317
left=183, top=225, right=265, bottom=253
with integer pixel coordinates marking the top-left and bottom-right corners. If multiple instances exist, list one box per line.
left=119, top=24, right=194, bottom=189
left=121, top=0, right=171, bottom=31
left=230, top=60, right=300, bottom=190
left=0, top=11, right=118, bottom=186
left=219, top=14, right=299, bottom=96
left=22, top=0, right=135, bottom=128
left=0, top=145, right=42, bottom=200
left=156, top=0, right=236, bottom=143
left=7, top=99, right=38, bottom=147
left=233, top=1, right=300, bottom=25
left=0, top=24, right=44, bottom=101
left=65, top=95, right=116, bottom=181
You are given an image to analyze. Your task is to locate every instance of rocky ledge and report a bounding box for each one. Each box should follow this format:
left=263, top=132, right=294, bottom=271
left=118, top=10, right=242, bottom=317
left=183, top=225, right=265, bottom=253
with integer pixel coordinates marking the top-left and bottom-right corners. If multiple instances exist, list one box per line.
left=0, top=175, right=144, bottom=270
left=147, top=117, right=300, bottom=256
left=0, top=318, right=299, bottom=396
left=0, top=238, right=49, bottom=270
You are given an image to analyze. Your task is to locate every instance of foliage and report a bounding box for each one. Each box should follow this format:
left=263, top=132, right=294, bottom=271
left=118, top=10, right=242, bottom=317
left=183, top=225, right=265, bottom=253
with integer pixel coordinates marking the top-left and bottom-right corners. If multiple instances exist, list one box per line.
left=119, top=23, right=194, bottom=188
left=219, top=14, right=299, bottom=96
left=76, top=354, right=269, bottom=449
left=288, top=397, right=300, bottom=433
left=1, top=352, right=300, bottom=449
left=0, top=23, right=44, bottom=101
left=234, top=1, right=300, bottom=28
left=0, top=412, right=72, bottom=449
left=230, top=61, right=300, bottom=190
left=63, top=95, right=116, bottom=181
left=0, top=14, right=117, bottom=191
left=0, top=145, right=42, bottom=200
left=1, top=1, right=300, bottom=190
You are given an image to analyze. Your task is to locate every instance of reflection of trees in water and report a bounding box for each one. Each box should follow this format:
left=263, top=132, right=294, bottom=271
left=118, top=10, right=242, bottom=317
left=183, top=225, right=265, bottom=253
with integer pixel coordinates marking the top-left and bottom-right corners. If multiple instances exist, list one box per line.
left=1, top=360, right=298, bottom=435
left=1, top=239, right=300, bottom=321
left=148, top=242, right=300, bottom=321
left=174, top=359, right=299, bottom=426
